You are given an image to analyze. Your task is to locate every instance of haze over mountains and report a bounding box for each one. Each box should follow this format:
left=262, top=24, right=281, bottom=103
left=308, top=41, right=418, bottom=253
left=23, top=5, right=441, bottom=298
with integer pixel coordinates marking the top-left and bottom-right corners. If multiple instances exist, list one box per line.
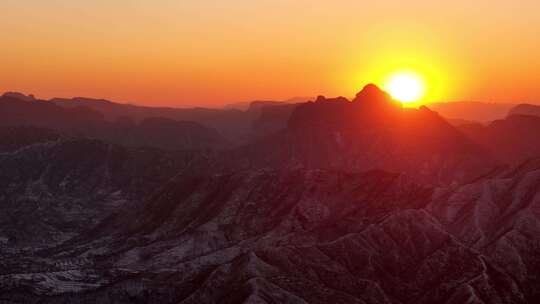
left=1, top=86, right=540, bottom=303
left=2, top=90, right=531, bottom=141
left=428, top=101, right=516, bottom=123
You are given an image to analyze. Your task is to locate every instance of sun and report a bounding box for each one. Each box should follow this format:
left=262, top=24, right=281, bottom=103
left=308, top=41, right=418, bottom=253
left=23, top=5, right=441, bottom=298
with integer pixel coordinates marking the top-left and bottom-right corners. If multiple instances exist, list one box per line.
left=383, top=71, right=426, bottom=103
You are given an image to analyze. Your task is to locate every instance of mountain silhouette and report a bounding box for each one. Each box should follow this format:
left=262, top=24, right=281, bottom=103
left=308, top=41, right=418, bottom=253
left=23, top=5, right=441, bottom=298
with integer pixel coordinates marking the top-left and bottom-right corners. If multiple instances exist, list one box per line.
left=0, top=94, right=226, bottom=150
left=461, top=114, right=540, bottom=164
left=508, top=103, right=540, bottom=117
left=2, top=92, right=37, bottom=102
left=0, top=93, right=105, bottom=129
left=2, top=86, right=540, bottom=303
left=429, top=101, right=516, bottom=123
left=233, top=84, right=495, bottom=185
left=51, top=96, right=269, bottom=143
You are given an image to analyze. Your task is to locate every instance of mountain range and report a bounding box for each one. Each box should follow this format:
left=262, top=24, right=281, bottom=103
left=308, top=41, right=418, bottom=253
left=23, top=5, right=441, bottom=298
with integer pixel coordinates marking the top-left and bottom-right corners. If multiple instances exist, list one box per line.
left=1, top=85, right=540, bottom=303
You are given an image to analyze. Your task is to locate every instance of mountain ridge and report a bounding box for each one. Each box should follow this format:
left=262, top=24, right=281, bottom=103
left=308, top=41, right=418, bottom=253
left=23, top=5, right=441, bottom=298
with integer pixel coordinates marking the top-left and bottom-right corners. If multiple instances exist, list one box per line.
left=1, top=85, right=540, bottom=303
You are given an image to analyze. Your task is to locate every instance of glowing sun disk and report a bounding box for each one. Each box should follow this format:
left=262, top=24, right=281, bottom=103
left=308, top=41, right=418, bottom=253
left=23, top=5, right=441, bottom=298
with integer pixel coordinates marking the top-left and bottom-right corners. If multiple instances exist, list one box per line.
left=384, top=72, right=426, bottom=103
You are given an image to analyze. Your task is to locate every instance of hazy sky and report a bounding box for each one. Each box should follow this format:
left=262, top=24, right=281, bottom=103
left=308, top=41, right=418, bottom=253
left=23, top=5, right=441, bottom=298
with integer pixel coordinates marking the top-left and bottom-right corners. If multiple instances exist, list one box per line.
left=1, top=0, right=539, bottom=107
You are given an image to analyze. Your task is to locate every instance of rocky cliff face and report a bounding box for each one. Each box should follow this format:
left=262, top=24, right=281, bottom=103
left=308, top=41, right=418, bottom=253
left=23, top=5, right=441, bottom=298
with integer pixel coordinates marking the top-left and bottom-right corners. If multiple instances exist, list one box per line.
left=2, top=160, right=538, bottom=303
left=0, top=132, right=198, bottom=249
left=428, top=159, right=540, bottom=303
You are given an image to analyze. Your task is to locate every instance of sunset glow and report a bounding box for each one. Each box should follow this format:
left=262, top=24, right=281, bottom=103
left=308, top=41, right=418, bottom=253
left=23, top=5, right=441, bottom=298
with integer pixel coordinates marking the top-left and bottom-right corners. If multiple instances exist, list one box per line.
left=3, top=2, right=540, bottom=302
left=1, top=1, right=539, bottom=106
left=384, top=72, right=426, bottom=103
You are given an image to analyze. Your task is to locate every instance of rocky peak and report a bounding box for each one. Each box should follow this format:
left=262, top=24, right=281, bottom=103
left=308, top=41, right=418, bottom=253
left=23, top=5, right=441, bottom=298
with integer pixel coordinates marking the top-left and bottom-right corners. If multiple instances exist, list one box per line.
left=314, top=95, right=349, bottom=104
left=1, top=92, right=36, bottom=102
left=352, top=84, right=400, bottom=109
left=288, top=84, right=401, bottom=131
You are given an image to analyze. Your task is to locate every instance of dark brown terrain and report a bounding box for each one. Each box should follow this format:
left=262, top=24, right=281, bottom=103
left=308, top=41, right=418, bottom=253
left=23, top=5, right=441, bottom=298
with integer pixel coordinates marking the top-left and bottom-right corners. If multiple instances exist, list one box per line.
left=1, top=86, right=539, bottom=303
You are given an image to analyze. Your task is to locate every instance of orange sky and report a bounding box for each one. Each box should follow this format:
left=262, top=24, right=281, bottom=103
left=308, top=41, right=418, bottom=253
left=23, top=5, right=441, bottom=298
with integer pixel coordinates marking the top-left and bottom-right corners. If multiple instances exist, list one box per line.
left=1, top=0, right=539, bottom=107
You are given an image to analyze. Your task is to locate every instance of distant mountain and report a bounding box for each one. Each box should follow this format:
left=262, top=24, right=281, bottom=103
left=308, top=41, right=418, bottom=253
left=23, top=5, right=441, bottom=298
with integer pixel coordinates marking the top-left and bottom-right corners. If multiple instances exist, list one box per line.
left=245, top=100, right=289, bottom=113
left=232, top=85, right=495, bottom=186
left=0, top=93, right=105, bottom=129
left=445, top=117, right=480, bottom=127
left=508, top=103, right=540, bottom=117
left=223, top=101, right=253, bottom=110
left=460, top=114, right=540, bottom=164
left=2, top=92, right=37, bottom=102
left=251, top=103, right=299, bottom=137
left=284, top=96, right=313, bottom=103
left=0, top=94, right=226, bottom=150
left=429, top=101, right=516, bottom=122
left=51, top=96, right=253, bottom=142
left=224, top=98, right=309, bottom=111
left=224, top=100, right=288, bottom=111
left=50, top=96, right=308, bottom=144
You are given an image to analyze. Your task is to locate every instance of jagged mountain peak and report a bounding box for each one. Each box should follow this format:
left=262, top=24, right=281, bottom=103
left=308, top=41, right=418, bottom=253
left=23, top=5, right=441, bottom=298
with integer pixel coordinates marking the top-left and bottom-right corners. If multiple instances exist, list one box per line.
left=352, top=83, right=400, bottom=108
left=287, top=84, right=403, bottom=131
